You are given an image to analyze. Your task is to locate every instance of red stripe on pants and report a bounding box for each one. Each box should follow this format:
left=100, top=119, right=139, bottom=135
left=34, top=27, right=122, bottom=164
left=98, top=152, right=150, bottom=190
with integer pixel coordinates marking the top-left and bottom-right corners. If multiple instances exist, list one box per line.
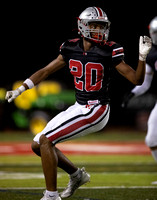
left=48, top=105, right=107, bottom=142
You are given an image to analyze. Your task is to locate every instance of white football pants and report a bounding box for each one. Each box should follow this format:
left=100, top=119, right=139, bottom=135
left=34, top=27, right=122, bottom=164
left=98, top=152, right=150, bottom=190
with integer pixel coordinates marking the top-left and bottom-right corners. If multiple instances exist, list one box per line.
left=33, top=102, right=110, bottom=144
left=145, top=101, right=157, bottom=147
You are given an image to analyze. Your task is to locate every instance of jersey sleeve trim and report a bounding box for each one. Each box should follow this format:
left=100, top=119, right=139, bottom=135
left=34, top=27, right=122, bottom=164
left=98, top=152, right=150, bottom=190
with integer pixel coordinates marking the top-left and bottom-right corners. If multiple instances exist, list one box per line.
left=112, top=47, right=124, bottom=58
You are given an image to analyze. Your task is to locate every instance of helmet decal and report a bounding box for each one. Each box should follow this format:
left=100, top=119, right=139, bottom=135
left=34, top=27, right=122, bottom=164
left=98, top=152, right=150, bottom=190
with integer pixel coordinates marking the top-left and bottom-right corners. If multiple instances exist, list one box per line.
left=94, top=7, right=103, bottom=17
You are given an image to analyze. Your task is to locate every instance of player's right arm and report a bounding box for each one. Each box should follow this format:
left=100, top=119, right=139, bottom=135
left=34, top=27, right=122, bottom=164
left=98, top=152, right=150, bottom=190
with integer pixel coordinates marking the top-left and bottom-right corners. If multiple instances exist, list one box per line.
left=28, top=54, right=66, bottom=86
left=5, top=54, right=66, bottom=103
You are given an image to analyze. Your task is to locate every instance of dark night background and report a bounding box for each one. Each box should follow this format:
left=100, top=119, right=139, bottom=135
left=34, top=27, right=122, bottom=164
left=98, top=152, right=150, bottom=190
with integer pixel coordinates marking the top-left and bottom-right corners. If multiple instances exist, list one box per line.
left=1, top=1, right=156, bottom=130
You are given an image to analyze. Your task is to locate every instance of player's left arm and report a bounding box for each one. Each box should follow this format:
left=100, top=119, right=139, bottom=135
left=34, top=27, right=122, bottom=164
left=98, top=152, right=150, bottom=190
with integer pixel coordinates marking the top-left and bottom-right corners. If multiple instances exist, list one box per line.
left=115, top=60, right=146, bottom=85
left=115, top=36, right=152, bottom=85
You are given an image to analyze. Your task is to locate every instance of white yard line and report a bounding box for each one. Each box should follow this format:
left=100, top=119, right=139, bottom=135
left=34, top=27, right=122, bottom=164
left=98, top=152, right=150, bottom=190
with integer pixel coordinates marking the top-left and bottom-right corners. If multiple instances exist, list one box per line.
left=0, top=171, right=157, bottom=180
left=0, top=171, right=62, bottom=180
left=0, top=186, right=157, bottom=190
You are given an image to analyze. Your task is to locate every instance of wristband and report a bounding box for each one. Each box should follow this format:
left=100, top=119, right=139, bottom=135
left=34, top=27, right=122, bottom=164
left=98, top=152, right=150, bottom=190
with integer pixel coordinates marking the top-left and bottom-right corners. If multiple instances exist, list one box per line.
left=24, top=78, right=34, bottom=89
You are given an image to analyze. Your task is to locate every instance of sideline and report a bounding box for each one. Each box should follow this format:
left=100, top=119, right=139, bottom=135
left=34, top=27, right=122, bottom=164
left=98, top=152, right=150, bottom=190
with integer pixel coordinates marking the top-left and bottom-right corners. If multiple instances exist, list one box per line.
left=0, top=141, right=151, bottom=155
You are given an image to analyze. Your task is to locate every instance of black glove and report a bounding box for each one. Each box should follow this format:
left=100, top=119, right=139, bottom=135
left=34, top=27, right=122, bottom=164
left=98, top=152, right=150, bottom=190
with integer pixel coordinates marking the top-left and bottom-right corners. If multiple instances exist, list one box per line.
left=121, top=92, right=135, bottom=108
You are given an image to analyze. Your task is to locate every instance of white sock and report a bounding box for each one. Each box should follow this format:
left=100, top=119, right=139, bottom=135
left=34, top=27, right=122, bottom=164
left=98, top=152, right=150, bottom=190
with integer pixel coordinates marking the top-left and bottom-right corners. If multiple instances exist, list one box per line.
left=46, top=190, right=58, bottom=197
left=151, top=149, right=157, bottom=163
left=70, top=168, right=80, bottom=178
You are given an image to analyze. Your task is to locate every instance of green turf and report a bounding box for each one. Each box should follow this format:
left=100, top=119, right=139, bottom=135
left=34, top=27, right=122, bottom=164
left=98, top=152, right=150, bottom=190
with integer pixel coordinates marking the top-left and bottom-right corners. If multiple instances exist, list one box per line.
left=1, top=162, right=156, bottom=173
left=0, top=188, right=157, bottom=200
left=0, top=128, right=146, bottom=142
left=0, top=130, right=157, bottom=199
left=0, top=155, right=156, bottom=188
left=1, top=172, right=157, bottom=188
left=0, top=154, right=154, bottom=164
left=0, top=131, right=34, bottom=142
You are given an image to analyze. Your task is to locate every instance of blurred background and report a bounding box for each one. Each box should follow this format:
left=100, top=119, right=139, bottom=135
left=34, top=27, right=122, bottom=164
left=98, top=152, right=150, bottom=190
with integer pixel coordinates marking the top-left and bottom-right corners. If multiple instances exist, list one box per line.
left=1, top=0, right=156, bottom=135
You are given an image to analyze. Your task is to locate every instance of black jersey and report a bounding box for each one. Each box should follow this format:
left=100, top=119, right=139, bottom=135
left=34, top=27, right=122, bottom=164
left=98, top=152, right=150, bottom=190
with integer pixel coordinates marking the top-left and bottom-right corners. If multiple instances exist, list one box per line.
left=60, top=38, right=124, bottom=105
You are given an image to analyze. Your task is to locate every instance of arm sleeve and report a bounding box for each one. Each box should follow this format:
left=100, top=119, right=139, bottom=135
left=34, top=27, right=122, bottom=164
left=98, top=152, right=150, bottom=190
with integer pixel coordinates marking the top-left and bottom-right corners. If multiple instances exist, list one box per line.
left=131, top=64, right=154, bottom=96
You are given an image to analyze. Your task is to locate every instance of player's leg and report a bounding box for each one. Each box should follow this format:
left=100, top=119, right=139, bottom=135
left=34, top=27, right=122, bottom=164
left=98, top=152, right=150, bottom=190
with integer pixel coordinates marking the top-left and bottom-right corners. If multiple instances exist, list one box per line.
left=145, top=102, right=157, bottom=185
left=32, top=102, right=89, bottom=199
left=55, top=147, right=78, bottom=174
left=39, top=134, right=58, bottom=191
left=31, top=141, right=78, bottom=174
left=145, top=102, right=157, bottom=162
left=32, top=102, right=110, bottom=198
left=34, top=134, right=62, bottom=200
left=58, top=104, right=110, bottom=198
left=32, top=140, right=84, bottom=199
left=31, top=102, right=81, bottom=175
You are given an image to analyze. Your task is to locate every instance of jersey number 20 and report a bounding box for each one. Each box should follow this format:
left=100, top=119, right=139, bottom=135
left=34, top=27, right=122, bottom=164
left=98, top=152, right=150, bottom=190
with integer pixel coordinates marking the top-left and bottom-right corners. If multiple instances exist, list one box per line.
left=69, top=59, right=104, bottom=92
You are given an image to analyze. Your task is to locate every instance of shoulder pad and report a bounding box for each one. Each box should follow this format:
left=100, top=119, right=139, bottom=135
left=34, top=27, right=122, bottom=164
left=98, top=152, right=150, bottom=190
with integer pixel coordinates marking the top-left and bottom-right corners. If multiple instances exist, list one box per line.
left=60, top=38, right=80, bottom=51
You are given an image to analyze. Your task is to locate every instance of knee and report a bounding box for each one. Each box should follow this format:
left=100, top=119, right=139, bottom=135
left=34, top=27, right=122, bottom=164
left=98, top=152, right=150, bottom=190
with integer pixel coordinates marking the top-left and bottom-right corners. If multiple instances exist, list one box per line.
left=39, top=134, right=50, bottom=144
left=31, top=141, right=40, bottom=156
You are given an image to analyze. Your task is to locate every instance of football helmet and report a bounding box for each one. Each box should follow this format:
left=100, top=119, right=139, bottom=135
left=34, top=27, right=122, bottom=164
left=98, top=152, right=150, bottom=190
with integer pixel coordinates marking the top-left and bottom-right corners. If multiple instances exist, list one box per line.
left=149, top=16, right=157, bottom=45
left=77, top=7, right=110, bottom=43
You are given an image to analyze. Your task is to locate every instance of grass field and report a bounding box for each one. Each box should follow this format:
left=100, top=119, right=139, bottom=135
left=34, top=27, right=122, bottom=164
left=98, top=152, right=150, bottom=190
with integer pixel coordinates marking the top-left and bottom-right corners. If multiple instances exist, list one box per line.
left=0, top=129, right=157, bottom=200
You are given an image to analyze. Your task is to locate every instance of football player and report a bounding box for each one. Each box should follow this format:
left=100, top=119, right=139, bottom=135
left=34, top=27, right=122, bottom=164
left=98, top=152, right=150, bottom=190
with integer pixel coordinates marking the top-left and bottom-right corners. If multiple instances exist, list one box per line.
left=5, top=7, right=152, bottom=200
left=122, top=17, right=157, bottom=171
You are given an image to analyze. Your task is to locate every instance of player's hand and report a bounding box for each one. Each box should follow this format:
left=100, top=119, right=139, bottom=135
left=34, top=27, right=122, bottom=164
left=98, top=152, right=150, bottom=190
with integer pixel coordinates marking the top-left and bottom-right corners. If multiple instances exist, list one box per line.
left=139, top=36, right=152, bottom=61
left=5, top=89, right=21, bottom=103
left=121, top=92, right=135, bottom=108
